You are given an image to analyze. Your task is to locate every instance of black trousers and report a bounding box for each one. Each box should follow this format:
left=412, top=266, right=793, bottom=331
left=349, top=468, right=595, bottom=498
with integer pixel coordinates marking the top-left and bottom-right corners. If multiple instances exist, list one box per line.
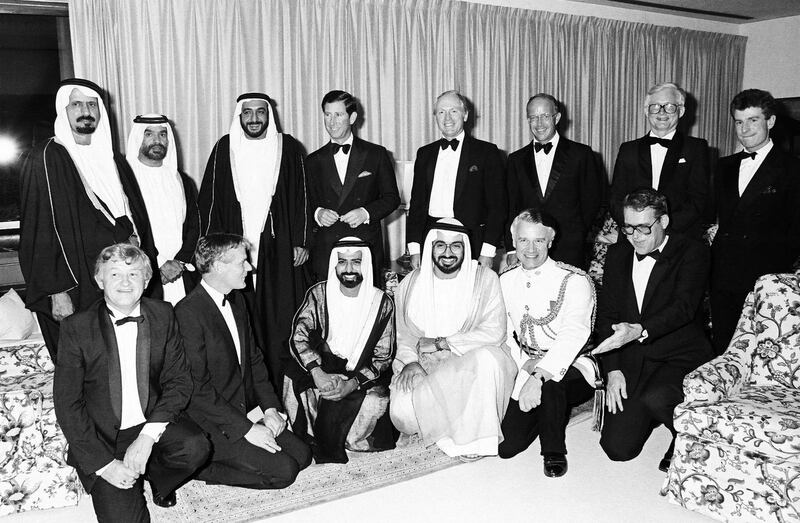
left=36, top=312, right=60, bottom=360
left=599, top=362, right=686, bottom=462
left=498, top=366, right=593, bottom=458
left=91, top=416, right=210, bottom=523
left=710, top=287, right=749, bottom=356
left=197, top=429, right=312, bottom=489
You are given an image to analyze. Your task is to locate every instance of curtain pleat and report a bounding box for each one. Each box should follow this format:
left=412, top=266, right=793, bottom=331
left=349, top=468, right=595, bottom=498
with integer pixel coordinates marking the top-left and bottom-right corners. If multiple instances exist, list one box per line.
left=69, top=0, right=746, bottom=185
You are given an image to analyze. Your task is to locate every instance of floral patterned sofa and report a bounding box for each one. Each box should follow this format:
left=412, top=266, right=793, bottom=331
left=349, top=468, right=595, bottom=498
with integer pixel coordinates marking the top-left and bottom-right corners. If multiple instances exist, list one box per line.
left=661, top=273, right=800, bottom=522
left=0, top=338, right=82, bottom=515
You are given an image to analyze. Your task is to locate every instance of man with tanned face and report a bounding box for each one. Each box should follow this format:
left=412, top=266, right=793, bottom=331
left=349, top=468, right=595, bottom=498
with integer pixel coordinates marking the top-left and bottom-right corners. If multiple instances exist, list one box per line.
left=19, top=78, right=155, bottom=358
left=199, top=93, right=311, bottom=388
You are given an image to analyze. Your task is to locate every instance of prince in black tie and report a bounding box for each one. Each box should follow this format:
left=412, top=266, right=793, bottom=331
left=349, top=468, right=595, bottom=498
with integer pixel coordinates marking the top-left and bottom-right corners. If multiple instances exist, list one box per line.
left=592, top=188, right=711, bottom=473
left=54, top=244, right=210, bottom=523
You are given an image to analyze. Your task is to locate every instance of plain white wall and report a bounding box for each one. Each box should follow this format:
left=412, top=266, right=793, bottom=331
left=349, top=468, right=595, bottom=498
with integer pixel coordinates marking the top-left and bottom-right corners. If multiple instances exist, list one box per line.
left=740, top=15, right=800, bottom=98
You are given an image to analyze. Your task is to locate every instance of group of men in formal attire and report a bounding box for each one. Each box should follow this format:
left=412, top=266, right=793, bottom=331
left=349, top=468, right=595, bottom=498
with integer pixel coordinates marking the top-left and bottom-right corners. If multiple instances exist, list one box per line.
left=16, top=77, right=799, bottom=522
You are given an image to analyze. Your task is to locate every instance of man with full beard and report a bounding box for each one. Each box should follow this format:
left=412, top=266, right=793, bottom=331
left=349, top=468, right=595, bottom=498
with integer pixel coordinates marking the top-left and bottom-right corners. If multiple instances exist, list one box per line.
left=390, top=218, right=516, bottom=460
left=287, top=237, right=396, bottom=463
left=126, top=114, right=200, bottom=305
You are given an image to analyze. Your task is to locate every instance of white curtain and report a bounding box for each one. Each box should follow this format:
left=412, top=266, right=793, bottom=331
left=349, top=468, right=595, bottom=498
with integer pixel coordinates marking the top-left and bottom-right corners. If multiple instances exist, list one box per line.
left=69, top=0, right=746, bottom=185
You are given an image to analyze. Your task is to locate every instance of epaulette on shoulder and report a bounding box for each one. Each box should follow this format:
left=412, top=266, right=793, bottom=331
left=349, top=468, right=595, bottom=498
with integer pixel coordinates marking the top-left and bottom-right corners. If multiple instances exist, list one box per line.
left=554, top=260, right=591, bottom=279
left=499, top=262, right=521, bottom=276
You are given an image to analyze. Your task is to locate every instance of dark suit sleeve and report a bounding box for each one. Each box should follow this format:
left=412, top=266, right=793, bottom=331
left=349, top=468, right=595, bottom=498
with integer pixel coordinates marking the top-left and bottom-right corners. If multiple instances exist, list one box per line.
left=482, top=143, right=507, bottom=250
left=362, top=146, right=400, bottom=222
left=176, top=303, right=253, bottom=442
left=670, top=139, right=710, bottom=234
left=407, top=146, right=430, bottom=247
left=639, top=240, right=709, bottom=344
left=504, top=154, right=523, bottom=251
left=609, top=143, right=634, bottom=228
left=596, top=246, right=624, bottom=373
left=53, top=319, right=115, bottom=475
left=242, top=314, right=282, bottom=412
left=147, top=310, right=193, bottom=423
left=578, top=146, right=605, bottom=230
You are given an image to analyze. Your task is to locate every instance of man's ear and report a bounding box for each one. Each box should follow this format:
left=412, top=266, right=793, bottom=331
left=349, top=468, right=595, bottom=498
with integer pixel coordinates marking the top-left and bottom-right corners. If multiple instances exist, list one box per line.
left=349, top=112, right=358, bottom=125
left=95, top=272, right=105, bottom=290
left=659, top=214, right=670, bottom=230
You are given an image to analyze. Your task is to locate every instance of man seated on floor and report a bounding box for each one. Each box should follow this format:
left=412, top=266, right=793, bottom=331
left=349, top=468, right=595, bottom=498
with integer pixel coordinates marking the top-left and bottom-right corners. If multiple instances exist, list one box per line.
left=390, top=218, right=517, bottom=460
left=54, top=243, right=210, bottom=522
left=175, top=234, right=311, bottom=488
left=286, top=236, right=396, bottom=463
left=498, top=210, right=596, bottom=477
left=592, top=188, right=712, bottom=473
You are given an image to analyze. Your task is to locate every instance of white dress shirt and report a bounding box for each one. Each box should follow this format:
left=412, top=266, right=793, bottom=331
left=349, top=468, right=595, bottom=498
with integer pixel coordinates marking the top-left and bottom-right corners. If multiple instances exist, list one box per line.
left=738, top=140, right=773, bottom=196
left=632, top=235, right=669, bottom=312
left=648, top=129, right=676, bottom=190
left=201, top=280, right=242, bottom=364
left=313, top=133, right=369, bottom=226
left=534, top=132, right=560, bottom=197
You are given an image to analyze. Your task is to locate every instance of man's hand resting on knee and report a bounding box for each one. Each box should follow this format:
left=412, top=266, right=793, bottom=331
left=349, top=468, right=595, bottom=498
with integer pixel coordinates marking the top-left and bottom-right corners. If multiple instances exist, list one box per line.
left=245, top=424, right=282, bottom=453
left=123, top=434, right=154, bottom=475
left=100, top=460, right=139, bottom=489
left=391, top=362, right=427, bottom=393
left=606, top=370, right=627, bottom=414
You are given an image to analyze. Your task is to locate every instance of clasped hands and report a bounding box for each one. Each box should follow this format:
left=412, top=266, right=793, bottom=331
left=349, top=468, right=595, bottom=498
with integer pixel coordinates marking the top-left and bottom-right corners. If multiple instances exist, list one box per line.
left=101, top=433, right=155, bottom=489
left=311, top=367, right=358, bottom=401
left=318, top=208, right=368, bottom=228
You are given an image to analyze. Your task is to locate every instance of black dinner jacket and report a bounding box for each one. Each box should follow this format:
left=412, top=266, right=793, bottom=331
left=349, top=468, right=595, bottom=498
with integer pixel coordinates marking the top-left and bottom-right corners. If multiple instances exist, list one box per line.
left=407, top=134, right=506, bottom=254
left=610, top=132, right=710, bottom=239
left=175, top=284, right=281, bottom=447
left=306, top=136, right=400, bottom=277
left=505, top=137, right=605, bottom=268
left=597, top=233, right=712, bottom=391
left=711, top=145, right=800, bottom=293
left=53, top=298, right=192, bottom=490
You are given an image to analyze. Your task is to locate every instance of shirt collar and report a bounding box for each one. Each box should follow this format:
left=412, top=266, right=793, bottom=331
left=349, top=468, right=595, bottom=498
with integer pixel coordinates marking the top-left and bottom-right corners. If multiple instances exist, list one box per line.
left=534, top=131, right=560, bottom=149
left=330, top=132, right=354, bottom=148
left=106, top=302, right=141, bottom=319
left=520, top=256, right=554, bottom=277
left=648, top=129, right=677, bottom=141
left=439, top=130, right=466, bottom=146
left=201, top=279, right=228, bottom=307
left=744, top=139, right=773, bottom=157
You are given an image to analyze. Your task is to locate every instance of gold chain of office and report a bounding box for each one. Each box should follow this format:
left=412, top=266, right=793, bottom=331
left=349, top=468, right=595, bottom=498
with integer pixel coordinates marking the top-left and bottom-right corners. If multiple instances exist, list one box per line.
left=518, top=272, right=574, bottom=358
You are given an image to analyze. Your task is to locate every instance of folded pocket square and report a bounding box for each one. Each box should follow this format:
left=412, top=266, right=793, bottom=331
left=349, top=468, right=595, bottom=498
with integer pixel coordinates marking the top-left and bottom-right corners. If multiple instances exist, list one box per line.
left=469, top=165, right=479, bottom=173
left=358, top=171, right=373, bottom=178
left=678, top=158, right=687, bottom=163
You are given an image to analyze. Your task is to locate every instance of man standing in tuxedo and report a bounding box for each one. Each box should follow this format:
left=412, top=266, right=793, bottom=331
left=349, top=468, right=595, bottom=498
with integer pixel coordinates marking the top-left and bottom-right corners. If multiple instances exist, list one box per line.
left=610, top=82, right=710, bottom=239
left=54, top=244, right=210, bottom=522
left=306, top=90, right=400, bottom=281
left=593, top=188, right=712, bottom=473
left=710, top=89, right=800, bottom=354
left=175, top=234, right=312, bottom=489
left=505, top=93, right=605, bottom=269
left=406, top=90, right=506, bottom=269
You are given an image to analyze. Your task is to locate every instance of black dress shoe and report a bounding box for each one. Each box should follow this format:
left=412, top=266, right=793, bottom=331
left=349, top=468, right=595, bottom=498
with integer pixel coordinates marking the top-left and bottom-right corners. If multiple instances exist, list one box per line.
left=152, top=489, right=177, bottom=508
left=543, top=454, right=568, bottom=478
left=658, top=457, right=671, bottom=473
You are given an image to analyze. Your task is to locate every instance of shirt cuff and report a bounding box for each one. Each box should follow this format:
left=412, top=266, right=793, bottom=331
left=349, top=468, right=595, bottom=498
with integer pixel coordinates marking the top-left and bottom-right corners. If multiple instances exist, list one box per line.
left=407, top=242, right=421, bottom=255
left=479, top=243, right=497, bottom=258
left=140, top=422, right=168, bottom=443
left=95, top=460, right=114, bottom=476
left=314, top=207, right=324, bottom=226
left=359, top=207, right=370, bottom=224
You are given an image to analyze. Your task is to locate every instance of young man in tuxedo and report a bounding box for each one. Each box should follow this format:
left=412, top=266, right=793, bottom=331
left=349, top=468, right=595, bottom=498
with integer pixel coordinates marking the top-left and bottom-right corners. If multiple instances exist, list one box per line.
left=710, top=89, right=800, bottom=354
left=609, top=82, right=710, bottom=240
left=406, top=90, right=506, bottom=269
left=505, top=93, right=605, bottom=269
left=593, top=188, right=712, bottom=473
left=305, top=90, right=400, bottom=281
left=54, top=244, right=210, bottom=522
left=175, top=234, right=312, bottom=489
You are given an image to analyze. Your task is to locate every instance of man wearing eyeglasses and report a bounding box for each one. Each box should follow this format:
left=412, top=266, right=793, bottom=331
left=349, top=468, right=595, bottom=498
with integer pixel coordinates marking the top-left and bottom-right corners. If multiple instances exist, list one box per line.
left=609, top=82, right=710, bottom=240
left=505, top=94, right=605, bottom=270
left=592, top=188, right=712, bottom=473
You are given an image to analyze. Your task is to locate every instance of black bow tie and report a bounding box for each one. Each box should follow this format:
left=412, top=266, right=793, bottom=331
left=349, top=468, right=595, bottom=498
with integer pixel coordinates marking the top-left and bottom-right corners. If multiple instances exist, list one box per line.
left=221, top=294, right=230, bottom=307
left=644, top=135, right=671, bottom=148
left=439, top=138, right=459, bottom=151
left=737, top=150, right=757, bottom=161
left=534, top=142, right=553, bottom=154
left=114, top=315, right=144, bottom=326
left=635, top=250, right=661, bottom=262
left=332, top=143, right=351, bottom=155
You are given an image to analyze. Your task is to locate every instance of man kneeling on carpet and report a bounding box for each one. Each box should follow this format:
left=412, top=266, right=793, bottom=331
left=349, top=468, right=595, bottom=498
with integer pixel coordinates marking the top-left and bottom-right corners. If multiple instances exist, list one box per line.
left=498, top=210, right=596, bottom=477
left=390, top=218, right=517, bottom=460
left=285, top=237, right=396, bottom=463
left=54, top=243, right=210, bottom=522
left=175, top=234, right=311, bottom=488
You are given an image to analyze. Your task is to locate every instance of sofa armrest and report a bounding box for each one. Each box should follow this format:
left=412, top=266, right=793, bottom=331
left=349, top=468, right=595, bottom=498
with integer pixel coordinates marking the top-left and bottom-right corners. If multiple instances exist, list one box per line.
left=682, top=349, right=751, bottom=405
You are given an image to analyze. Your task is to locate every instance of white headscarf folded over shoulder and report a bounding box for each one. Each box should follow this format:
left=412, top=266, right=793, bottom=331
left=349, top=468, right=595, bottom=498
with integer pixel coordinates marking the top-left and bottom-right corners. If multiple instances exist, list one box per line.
left=228, top=93, right=281, bottom=266
left=408, top=218, right=477, bottom=337
left=325, top=236, right=383, bottom=371
left=54, top=80, right=130, bottom=224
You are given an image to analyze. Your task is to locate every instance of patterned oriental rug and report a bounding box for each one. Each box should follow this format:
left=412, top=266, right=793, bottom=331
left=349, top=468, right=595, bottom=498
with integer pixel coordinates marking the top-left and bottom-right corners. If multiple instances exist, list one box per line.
left=148, top=403, right=593, bottom=522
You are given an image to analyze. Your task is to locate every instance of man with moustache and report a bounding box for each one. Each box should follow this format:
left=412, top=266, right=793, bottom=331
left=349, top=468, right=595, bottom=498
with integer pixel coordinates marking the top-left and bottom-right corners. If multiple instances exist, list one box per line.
left=498, top=210, right=596, bottom=477
left=19, top=78, right=155, bottom=358
left=593, top=188, right=712, bottom=473
left=54, top=244, right=209, bottom=521
left=610, top=82, right=710, bottom=239
left=306, top=90, right=400, bottom=281
left=199, top=92, right=311, bottom=386
left=176, top=234, right=311, bottom=489
left=287, top=237, right=395, bottom=463
left=390, top=218, right=516, bottom=459
left=126, top=114, right=200, bottom=305
left=406, top=90, right=506, bottom=269
left=710, top=89, right=800, bottom=354
left=505, top=94, right=604, bottom=269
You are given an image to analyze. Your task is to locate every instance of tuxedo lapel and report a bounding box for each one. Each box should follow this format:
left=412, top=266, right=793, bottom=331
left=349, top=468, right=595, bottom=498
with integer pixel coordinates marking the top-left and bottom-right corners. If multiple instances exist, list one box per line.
left=658, top=132, right=684, bottom=189
left=425, top=144, right=438, bottom=192
left=338, top=138, right=366, bottom=207
left=623, top=254, right=640, bottom=321
left=136, top=308, right=151, bottom=413
left=230, top=293, right=249, bottom=377
left=323, top=144, right=342, bottom=195
left=545, top=139, right=567, bottom=201
left=98, top=305, right=122, bottom=421
left=641, top=239, right=675, bottom=314
left=198, top=286, right=241, bottom=370
left=637, top=136, right=653, bottom=186
left=453, top=136, right=471, bottom=204
left=738, top=151, right=777, bottom=210
left=524, top=143, right=544, bottom=201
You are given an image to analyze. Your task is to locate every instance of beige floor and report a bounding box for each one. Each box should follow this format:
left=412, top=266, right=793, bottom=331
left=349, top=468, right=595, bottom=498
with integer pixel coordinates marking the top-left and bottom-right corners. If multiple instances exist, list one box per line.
left=6, top=420, right=713, bottom=523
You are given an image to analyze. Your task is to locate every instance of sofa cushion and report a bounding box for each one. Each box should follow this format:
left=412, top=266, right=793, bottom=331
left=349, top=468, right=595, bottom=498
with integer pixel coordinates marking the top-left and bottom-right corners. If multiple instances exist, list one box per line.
left=748, top=274, right=800, bottom=387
